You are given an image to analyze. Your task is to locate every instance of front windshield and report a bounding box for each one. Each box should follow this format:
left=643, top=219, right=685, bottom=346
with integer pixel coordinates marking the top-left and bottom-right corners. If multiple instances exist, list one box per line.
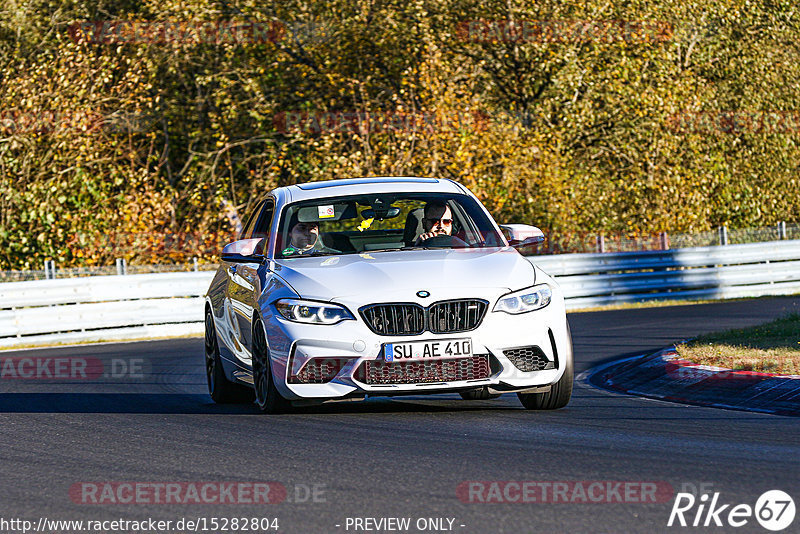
left=275, top=192, right=505, bottom=259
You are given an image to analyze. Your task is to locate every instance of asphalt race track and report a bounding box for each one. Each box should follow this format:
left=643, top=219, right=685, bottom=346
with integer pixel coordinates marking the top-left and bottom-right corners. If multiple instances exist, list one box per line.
left=2, top=297, right=800, bottom=534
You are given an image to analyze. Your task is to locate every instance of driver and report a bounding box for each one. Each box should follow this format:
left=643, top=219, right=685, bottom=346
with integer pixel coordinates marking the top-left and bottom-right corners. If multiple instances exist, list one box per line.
left=415, top=201, right=453, bottom=244
left=282, top=214, right=340, bottom=256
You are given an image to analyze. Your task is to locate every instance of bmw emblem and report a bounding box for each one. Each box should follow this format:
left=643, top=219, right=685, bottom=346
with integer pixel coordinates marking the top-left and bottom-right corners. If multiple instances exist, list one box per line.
left=416, top=290, right=430, bottom=298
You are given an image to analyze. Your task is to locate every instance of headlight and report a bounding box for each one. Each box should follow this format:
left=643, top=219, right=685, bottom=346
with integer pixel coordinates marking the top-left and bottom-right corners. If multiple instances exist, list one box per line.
left=274, top=299, right=355, bottom=325
left=493, top=284, right=552, bottom=314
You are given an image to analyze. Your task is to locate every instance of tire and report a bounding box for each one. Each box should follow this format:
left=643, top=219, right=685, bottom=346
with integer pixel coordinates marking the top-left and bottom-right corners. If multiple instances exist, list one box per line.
left=205, top=311, right=254, bottom=404
left=459, top=387, right=501, bottom=400
left=518, top=321, right=574, bottom=410
left=251, top=319, right=292, bottom=414
left=517, top=360, right=573, bottom=410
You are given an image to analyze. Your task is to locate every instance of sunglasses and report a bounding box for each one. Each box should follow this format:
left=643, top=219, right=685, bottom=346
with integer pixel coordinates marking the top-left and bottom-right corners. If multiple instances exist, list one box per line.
left=424, top=217, right=453, bottom=225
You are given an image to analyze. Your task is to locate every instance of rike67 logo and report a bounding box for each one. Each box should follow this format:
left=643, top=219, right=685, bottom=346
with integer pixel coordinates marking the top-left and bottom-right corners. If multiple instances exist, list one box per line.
left=668, top=490, right=795, bottom=531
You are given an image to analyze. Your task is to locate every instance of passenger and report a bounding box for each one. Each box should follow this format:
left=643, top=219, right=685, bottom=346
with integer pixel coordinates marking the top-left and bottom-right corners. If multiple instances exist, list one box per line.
left=282, top=215, right=339, bottom=256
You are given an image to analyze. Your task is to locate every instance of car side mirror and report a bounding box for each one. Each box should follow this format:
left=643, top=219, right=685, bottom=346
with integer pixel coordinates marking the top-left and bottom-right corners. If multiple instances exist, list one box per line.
left=221, top=238, right=266, bottom=263
left=499, top=224, right=545, bottom=248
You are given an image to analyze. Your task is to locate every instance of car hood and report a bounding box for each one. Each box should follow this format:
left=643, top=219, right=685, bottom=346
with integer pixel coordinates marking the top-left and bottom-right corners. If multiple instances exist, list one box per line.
left=271, top=247, right=536, bottom=300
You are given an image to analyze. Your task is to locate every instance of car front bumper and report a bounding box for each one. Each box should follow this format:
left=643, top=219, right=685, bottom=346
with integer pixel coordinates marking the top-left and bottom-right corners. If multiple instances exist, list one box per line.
left=261, top=289, right=572, bottom=401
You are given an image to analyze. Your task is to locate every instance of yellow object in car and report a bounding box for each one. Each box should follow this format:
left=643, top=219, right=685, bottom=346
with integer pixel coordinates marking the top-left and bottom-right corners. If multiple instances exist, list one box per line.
left=357, top=218, right=374, bottom=232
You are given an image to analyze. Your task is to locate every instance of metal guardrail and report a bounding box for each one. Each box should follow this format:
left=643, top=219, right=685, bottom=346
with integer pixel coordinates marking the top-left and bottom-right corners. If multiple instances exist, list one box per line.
left=529, top=239, right=800, bottom=309
left=1, top=239, right=799, bottom=348
left=0, top=272, right=214, bottom=348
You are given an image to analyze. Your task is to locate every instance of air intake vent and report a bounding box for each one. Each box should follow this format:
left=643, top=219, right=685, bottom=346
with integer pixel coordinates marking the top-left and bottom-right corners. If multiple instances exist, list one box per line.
left=503, top=346, right=555, bottom=372
left=355, top=355, right=491, bottom=385
left=289, top=357, right=351, bottom=384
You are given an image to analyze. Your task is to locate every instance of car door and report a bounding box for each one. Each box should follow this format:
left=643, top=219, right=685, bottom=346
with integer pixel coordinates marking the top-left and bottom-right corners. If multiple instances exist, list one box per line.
left=226, top=198, right=275, bottom=361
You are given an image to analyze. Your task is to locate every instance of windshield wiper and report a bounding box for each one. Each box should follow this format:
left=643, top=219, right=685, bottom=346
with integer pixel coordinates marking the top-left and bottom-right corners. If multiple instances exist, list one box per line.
left=281, top=251, right=341, bottom=258
left=357, top=248, right=406, bottom=253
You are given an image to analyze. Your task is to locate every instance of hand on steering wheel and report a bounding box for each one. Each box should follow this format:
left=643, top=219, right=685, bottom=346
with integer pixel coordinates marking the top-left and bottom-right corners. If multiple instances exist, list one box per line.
left=417, top=233, right=468, bottom=248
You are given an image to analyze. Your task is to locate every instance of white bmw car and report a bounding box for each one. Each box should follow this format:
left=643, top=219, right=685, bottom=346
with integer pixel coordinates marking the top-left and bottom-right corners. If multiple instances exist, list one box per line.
left=204, top=177, right=573, bottom=413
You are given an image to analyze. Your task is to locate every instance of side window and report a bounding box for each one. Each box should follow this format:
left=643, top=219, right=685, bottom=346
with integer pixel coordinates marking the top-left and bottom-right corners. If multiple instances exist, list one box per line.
left=251, top=199, right=275, bottom=241
left=240, top=200, right=265, bottom=240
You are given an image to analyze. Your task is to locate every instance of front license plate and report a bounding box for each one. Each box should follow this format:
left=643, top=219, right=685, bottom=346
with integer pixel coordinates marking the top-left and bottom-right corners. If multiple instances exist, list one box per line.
left=384, top=338, right=473, bottom=362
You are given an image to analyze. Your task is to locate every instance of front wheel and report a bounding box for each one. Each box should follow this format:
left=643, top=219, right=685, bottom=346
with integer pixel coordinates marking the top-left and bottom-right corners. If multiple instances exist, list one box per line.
left=517, top=358, right=573, bottom=410
left=205, top=312, right=254, bottom=404
left=252, top=320, right=292, bottom=414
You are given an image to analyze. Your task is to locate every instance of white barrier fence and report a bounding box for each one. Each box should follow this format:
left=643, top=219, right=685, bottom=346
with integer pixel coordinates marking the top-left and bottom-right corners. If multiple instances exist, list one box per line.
left=532, top=239, right=800, bottom=309
left=1, top=239, right=799, bottom=348
left=0, top=272, right=214, bottom=348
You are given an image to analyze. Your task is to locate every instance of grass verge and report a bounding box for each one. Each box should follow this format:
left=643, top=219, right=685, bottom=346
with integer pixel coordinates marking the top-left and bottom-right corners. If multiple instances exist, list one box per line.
left=675, top=313, right=800, bottom=375
left=569, top=298, right=721, bottom=313
left=567, top=293, right=800, bottom=313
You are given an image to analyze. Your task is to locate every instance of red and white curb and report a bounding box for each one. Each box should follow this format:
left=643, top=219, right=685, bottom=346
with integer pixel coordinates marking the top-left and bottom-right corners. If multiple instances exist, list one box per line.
left=587, top=347, right=800, bottom=416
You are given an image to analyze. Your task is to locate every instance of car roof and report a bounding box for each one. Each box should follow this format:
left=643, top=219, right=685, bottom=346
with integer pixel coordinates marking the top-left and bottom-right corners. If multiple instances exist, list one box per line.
left=276, top=177, right=466, bottom=203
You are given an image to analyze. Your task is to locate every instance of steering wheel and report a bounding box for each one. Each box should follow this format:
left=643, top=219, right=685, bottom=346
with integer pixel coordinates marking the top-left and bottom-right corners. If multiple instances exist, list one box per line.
left=418, top=234, right=469, bottom=248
